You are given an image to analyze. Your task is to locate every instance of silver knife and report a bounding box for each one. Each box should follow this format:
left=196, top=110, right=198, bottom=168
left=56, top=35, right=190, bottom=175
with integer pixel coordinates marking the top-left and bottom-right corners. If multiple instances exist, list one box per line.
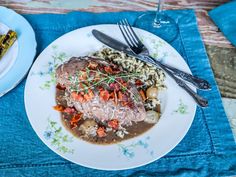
left=92, top=29, right=134, bottom=56
left=92, top=29, right=211, bottom=90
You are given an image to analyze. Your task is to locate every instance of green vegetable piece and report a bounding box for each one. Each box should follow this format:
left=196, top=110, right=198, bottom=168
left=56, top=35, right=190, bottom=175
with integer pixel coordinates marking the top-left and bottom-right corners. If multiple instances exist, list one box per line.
left=0, top=30, right=17, bottom=60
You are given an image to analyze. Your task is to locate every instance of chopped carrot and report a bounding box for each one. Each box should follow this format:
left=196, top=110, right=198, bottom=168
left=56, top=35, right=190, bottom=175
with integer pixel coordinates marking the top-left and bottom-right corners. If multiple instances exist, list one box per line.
left=99, top=90, right=110, bottom=101
left=53, top=105, right=65, bottom=112
left=70, top=113, right=82, bottom=129
left=139, top=89, right=146, bottom=101
left=108, top=119, right=119, bottom=130
left=96, top=127, right=107, bottom=137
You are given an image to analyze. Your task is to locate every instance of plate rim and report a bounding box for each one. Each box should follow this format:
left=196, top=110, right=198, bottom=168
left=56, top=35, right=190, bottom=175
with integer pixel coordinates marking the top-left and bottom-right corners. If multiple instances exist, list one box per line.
left=0, top=6, right=37, bottom=97
left=24, top=24, right=197, bottom=170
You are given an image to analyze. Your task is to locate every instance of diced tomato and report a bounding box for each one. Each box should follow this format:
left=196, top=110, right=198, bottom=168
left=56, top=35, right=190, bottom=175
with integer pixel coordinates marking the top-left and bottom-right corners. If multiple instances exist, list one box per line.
left=104, top=66, right=113, bottom=74
left=71, top=92, right=85, bottom=103
left=122, top=82, right=128, bottom=88
left=126, top=101, right=134, bottom=109
left=135, top=79, right=144, bottom=86
left=96, top=127, right=107, bottom=137
left=109, top=92, right=114, bottom=99
left=108, top=119, right=119, bottom=130
left=56, top=83, right=66, bottom=90
left=109, top=82, right=120, bottom=91
left=99, top=90, right=110, bottom=101
left=53, top=105, right=65, bottom=112
left=116, top=78, right=124, bottom=83
left=98, top=86, right=104, bottom=92
left=63, top=107, right=76, bottom=114
left=84, top=89, right=94, bottom=101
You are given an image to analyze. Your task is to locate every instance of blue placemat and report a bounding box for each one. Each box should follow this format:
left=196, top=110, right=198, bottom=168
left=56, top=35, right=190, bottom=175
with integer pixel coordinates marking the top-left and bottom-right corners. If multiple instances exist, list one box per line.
left=209, top=1, right=236, bottom=47
left=0, top=10, right=236, bottom=176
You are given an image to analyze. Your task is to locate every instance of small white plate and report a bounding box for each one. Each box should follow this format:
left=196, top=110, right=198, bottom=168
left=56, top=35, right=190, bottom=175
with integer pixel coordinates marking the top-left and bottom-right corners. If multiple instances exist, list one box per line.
left=0, top=6, right=36, bottom=96
left=0, top=23, right=18, bottom=79
left=24, top=24, right=196, bottom=170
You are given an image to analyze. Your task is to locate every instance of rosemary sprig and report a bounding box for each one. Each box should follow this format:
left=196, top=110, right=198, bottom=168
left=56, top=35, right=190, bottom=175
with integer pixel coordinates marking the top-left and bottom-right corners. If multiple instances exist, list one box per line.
left=68, top=68, right=140, bottom=95
left=108, top=75, right=140, bottom=102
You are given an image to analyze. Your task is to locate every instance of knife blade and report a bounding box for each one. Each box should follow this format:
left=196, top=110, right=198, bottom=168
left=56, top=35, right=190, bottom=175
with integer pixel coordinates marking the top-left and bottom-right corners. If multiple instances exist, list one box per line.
left=92, top=29, right=134, bottom=56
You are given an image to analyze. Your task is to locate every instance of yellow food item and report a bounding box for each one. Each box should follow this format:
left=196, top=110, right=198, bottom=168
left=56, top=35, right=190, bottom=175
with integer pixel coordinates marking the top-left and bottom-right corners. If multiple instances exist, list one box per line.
left=146, top=87, right=158, bottom=99
left=0, top=30, right=17, bottom=60
left=144, top=110, right=160, bottom=124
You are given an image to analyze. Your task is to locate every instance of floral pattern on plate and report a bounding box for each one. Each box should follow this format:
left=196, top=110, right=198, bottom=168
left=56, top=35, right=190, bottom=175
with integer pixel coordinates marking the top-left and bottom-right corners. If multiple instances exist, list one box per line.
left=31, top=45, right=69, bottom=89
left=44, top=118, right=74, bottom=154
left=118, top=136, right=154, bottom=159
left=173, top=99, right=188, bottom=114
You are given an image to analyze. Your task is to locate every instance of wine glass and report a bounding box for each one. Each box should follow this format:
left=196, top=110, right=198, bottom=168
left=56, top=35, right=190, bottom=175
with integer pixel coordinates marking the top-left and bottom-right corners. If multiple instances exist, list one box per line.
left=134, top=0, right=178, bottom=42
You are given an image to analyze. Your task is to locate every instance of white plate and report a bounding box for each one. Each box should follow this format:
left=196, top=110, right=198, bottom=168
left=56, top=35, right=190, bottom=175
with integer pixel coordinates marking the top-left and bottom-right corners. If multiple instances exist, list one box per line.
left=0, top=6, right=36, bottom=96
left=0, top=23, right=18, bottom=79
left=24, top=24, right=196, bottom=170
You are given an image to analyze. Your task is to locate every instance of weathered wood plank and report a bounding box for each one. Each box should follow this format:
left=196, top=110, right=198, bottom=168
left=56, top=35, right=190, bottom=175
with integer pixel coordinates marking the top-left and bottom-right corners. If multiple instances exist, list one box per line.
left=206, top=45, right=236, bottom=99
left=0, top=0, right=233, bottom=48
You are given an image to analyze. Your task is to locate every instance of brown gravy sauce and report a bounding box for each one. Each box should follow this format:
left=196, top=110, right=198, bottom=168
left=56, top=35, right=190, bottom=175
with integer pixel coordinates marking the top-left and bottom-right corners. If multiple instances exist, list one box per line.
left=56, top=88, right=155, bottom=144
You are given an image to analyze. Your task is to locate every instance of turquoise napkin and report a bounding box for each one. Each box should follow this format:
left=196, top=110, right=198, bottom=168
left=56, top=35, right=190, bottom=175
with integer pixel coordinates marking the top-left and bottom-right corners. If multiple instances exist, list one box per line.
left=0, top=10, right=236, bottom=176
left=209, top=1, right=236, bottom=47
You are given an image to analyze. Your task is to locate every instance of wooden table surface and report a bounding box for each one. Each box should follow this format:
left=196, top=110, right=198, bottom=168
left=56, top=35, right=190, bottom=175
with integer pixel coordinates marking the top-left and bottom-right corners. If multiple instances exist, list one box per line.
left=1, top=0, right=235, bottom=138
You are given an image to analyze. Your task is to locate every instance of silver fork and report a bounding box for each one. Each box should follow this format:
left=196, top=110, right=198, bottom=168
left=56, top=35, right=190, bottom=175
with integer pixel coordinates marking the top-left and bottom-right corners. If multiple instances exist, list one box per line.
left=118, top=19, right=208, bottom=107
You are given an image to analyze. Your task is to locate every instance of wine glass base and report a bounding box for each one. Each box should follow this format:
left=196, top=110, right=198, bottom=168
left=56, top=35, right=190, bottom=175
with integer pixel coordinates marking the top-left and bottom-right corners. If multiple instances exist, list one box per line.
left=134, top=12, right=178, bottom=43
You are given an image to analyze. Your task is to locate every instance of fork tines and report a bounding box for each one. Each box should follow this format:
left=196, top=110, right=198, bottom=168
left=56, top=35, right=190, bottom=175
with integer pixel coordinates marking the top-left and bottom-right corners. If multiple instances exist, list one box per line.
left=118, top=19, right=144, bottom=49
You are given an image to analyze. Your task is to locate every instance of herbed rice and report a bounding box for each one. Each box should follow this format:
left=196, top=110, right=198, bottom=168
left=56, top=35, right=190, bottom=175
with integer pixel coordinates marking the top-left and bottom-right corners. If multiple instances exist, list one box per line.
left=92, top=48, right=166, bottom=89
left=91, top=48, right=166, bottom=111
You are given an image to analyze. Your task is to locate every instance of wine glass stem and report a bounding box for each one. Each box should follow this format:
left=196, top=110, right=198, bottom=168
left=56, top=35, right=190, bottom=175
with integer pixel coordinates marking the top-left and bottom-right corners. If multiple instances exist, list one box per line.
left=154, top=0, right=164, bottom=27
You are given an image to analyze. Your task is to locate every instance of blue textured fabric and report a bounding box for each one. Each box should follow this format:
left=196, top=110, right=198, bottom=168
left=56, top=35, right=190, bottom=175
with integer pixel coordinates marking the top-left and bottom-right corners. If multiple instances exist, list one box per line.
left=0, top=10, right=236, bottom=176
left=209, top=1, right=236, bottom=47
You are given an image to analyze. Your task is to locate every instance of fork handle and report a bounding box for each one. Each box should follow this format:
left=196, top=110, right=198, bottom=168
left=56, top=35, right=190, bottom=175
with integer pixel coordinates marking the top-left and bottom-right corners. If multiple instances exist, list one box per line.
left=160, top=63, right=211, bottom=90
left=144, top=56, right=208, bottom=107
